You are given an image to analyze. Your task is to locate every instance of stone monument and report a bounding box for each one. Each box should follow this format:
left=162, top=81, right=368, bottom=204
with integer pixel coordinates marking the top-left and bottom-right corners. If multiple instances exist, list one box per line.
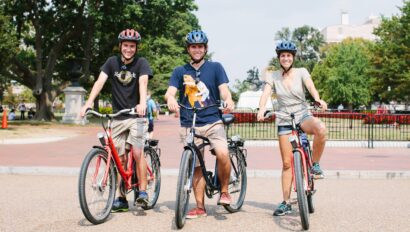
left=61, top=59, right=88, bottom=124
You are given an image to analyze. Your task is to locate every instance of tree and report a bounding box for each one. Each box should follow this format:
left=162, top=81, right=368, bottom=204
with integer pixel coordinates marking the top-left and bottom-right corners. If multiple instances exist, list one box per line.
left=0, top=8, right=18, bottom=104
left=311, top=38, right=373, bottom=109
left=371, top=0, right=410, bottom=107
left=1, top=0, right=199, bottom=120
left=270, top=25, right=325, bottom=72
left=1, top=0, right=91, bottom=120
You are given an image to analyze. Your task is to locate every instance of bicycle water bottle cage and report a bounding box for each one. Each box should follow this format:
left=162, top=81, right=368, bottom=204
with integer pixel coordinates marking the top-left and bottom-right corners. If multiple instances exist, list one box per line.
left=97, top=132, right=106, bottom=146
left=288, top=135, right=299, bottom=148
left=206, top=171, right=213, bottom=180
left=300, top=134, right=308, bottom=146
left=185, top=133, right=194, bottom=144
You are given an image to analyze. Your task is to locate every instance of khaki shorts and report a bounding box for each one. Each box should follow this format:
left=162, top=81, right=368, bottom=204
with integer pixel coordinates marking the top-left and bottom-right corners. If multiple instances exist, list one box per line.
left=112, top=118, right=148, bottom=156
left=179, top=121, right=227, bottom=167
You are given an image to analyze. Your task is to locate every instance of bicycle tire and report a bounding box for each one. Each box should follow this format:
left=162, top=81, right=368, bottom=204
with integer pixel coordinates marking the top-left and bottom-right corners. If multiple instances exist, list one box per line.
left=223, top=148, right=247, bottom=213
left=175, top=149, right=194, bottom=229
left=78, top=148, right=116, bottom=224
left=141, top=146, right=161, bottom=210
left=294, top=150, right=310, bottom=230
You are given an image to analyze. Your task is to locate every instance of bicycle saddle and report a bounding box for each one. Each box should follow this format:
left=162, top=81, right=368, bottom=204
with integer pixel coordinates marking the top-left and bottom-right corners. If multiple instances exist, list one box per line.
left=222, top=114, right=235, bottom=125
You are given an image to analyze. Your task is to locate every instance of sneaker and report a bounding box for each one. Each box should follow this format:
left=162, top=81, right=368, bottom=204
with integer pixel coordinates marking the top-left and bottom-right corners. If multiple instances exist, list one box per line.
left=273, top=201, right=292, bottom=216
left=217, top=192, right=231, bottom=206
left=311, top=162, right=324, bottom=179
left=136, top=191, right=149, bottom=206
left=111, top=197, right=129, bottom=212
left=186, top=207, right=207, bottom=219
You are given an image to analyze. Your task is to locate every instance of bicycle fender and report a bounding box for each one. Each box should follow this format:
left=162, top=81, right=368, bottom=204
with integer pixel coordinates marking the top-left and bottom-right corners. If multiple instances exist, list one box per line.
left=92, top=145, right=106, bottom=151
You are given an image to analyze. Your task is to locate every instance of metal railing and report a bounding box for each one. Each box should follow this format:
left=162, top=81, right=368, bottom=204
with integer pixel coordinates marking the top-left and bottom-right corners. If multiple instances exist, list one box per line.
left=226, top=110, right=410, bottom=148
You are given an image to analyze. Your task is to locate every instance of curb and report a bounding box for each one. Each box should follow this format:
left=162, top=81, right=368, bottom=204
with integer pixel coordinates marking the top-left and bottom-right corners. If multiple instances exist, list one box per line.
left=245, top=140, right=410, bottom=148
left=1, top=166, right=409, bottom=179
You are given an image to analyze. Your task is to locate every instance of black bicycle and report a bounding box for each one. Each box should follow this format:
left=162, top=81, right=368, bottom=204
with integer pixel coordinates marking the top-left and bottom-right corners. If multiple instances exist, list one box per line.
left=174, top=104, right=247, bottom=229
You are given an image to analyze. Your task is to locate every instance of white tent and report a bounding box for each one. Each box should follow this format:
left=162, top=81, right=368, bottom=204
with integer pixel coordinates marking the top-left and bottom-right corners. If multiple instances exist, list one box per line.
left=236, top=90, right=275, bottom=110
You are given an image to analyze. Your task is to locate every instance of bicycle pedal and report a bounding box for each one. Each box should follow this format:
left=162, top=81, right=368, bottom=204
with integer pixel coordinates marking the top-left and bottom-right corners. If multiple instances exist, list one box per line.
left=310, top=190, right=317, bottom=195
left=313, top=174, right=324, bottom=180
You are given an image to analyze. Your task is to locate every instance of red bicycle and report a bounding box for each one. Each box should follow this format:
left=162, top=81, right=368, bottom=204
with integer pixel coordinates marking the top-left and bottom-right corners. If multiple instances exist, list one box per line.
left=78, top=108, right=161, bottom=224
left=265, top=110, right=316, bottom=230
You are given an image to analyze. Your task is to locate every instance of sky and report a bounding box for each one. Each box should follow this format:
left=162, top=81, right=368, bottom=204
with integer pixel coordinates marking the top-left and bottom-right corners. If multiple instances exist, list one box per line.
left=194, top=0, right=405, bottom=85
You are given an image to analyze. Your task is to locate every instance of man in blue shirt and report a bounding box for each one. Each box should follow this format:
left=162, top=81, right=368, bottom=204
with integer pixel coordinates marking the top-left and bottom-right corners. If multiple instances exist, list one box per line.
left=165, top=30, right=235, bottom=219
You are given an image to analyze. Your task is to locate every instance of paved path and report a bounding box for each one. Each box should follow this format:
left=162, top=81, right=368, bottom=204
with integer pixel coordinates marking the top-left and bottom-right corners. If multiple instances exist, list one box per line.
left=0, top=115, right=409, bottom=177
left=1, top=175, right=410, bottom=232
left=1, top=116, right=410, bottom=232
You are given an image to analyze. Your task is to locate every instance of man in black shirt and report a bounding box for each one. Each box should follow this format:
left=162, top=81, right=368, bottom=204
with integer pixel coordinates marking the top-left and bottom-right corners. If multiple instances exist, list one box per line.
left=81, top=29, right=153, bottom=212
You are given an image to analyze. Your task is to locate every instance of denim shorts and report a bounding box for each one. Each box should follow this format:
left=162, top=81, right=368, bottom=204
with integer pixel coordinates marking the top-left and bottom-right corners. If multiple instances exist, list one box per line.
left=277, top=113, right=312, bottom=136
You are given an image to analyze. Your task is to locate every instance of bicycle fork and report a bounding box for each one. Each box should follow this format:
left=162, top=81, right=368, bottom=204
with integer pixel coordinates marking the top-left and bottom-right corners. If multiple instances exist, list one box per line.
left=291, top=149, right=310, bottom=192
left=185, top=150, right=197, bottom=192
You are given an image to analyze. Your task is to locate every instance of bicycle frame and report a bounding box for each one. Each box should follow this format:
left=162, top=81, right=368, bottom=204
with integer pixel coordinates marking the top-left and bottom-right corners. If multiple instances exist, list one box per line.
left=88, top=109, right=154, bottom=192
left=264, top=110, right=314, bottom=192
left=183, top=111, right=221, bottom=194
left=287, top=114, right=313, bottom=192
left=181, top=103, right=233, bottom=194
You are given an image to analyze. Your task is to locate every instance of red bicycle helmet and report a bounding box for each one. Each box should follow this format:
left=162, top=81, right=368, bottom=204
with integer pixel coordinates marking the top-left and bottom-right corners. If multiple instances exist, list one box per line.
left=118, top=29, right=141, bottom=43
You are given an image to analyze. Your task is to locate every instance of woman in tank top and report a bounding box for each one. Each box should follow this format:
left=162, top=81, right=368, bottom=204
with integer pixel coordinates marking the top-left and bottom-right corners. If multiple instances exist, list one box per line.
left=257, top=41, right=327, bottom=216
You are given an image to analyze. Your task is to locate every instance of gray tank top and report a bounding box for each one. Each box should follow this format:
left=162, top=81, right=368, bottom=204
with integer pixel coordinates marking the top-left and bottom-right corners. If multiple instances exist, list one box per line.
left=265, top=68, right=312, bottom=126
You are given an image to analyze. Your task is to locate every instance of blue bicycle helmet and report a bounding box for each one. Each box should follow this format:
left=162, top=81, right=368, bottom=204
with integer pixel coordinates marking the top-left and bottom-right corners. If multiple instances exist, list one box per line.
left=185, top=30, right=208, bottom=46
left=275, top=41, right=297, bottom=56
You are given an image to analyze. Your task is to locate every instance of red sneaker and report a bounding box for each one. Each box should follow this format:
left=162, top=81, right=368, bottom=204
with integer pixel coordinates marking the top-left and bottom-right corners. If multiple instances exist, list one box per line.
left=217, top=192, right=231, bottom=206
left=186, top=207, right=207, bottom=219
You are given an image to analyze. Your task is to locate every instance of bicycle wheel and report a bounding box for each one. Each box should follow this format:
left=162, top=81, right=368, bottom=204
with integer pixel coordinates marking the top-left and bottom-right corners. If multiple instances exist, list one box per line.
left=141, top=146, right=161, bottom=210
left=223, top=148, right=247, bottom=213
left=175, top=149, right=194, bottom=229
left=294, top=150, right=309, bottom=230
left=78, top=148, right=116, bottom=224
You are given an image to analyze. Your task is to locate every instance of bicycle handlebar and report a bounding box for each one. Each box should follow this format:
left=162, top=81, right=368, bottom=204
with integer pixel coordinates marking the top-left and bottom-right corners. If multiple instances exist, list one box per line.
left=85, top=108, right=139, bottom=118
left=263, top=110, right=301, bottom=120
left=178, top=103, right=223, bottom=111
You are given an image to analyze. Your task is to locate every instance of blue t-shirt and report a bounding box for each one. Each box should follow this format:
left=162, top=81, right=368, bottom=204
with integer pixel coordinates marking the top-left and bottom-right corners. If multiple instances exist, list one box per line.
left=169, top=60, right=229, bottom=127
left=146, top=98, right=156, bottom=120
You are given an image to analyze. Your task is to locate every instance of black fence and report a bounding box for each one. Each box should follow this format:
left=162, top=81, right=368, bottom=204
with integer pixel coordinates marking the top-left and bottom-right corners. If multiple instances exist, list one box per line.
left=226, top=110, right=410, bottom=148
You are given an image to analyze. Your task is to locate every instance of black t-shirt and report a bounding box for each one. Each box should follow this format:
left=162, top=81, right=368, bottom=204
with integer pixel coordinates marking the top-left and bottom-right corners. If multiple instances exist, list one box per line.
left=101, top=56, right=153, bottom=113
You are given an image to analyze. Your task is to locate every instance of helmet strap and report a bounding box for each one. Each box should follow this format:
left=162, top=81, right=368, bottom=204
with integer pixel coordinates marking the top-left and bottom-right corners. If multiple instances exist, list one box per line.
left=121, top=53, right=135, bottom=62
left=281, top=64, right=293, bottom=76
left=189, top=47, right=207, bottom=64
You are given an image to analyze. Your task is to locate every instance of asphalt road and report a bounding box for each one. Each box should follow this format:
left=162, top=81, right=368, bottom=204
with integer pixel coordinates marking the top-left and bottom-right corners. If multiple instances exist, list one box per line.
left=1, top=174, right=409, bottom=232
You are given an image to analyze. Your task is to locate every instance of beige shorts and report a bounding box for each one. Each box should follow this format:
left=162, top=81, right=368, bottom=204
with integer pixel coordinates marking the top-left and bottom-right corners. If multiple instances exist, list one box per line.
left=179, top=121, right=227, bottom=167
left=112, top=118, right=148, bottom=156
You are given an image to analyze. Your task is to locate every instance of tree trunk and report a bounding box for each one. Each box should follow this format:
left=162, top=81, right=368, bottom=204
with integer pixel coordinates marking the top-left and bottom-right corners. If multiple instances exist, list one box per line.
left=34, top=91, right=54, bottom=121
left=348, top=103, right=353, bottom=112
